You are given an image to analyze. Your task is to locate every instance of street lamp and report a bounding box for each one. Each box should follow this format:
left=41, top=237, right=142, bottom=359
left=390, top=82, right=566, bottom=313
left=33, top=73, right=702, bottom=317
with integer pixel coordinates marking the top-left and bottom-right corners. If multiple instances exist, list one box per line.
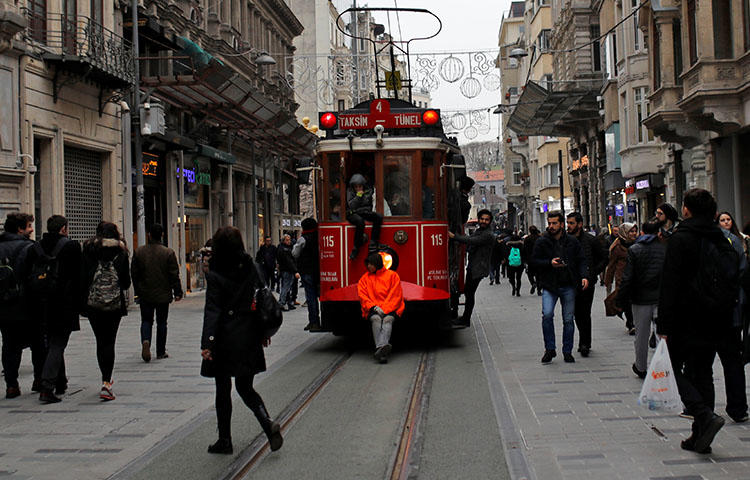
left=253, top=51, right=277, bottom=66
left=509, top=47, right=528, bottom=60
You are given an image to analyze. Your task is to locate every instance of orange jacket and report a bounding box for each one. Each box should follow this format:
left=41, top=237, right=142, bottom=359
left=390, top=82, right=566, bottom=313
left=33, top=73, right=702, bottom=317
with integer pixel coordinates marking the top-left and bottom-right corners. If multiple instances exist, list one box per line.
left=357, top=267, right=405, bottom=318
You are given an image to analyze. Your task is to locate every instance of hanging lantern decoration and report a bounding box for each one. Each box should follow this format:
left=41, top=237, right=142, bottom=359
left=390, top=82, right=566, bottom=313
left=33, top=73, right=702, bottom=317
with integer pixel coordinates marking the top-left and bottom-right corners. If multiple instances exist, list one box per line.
left=439, top=55, right=465, bottom=83
left=460, top=76, right=482, bottom=98
left=478, top=123, right=491, bottom=135
left=451, top=112, right=467, bottom=130
left=464, top=126, right=478, bottom=139
left=483, top=74, right=501, bottom=91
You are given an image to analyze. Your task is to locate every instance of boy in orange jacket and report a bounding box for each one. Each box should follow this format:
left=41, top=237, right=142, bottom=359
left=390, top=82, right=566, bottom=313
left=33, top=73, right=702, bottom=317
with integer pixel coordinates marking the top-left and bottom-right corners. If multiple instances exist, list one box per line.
left=357, top=253, right=405, bottom=363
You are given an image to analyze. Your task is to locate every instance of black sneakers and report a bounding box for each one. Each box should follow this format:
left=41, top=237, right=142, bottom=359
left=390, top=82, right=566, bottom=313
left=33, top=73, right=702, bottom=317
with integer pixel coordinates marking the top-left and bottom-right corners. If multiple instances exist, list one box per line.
left=563, top=353, right=575, bottom=363
left=5, top=386, right=20, bottom=399
left=692, top=414, right=725, bottom=453
left=541, top=350, right=556, bottom=363
left=40, top=391, right=62, bottom=404
left=632, top=364, right=647, bottom=379
left=374, top=344, right=392, bottom=364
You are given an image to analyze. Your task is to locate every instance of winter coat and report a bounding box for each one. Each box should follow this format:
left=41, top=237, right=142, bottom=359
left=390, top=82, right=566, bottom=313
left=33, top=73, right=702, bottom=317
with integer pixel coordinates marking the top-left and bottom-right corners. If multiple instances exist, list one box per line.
left=657, top=217, right=733, bottom=338
left=276, top=243, right=297, bottom=273
left=573, top=231, right=609, bottom=283
left=723, top=229, right=747, bottom=329
left=0, top=232, right=33, bottom=322
left=604, top=238, right=632, bottom=290
left=81, top=238, right=131, bottom=317
left=131, top=241, right=182, bottom=305
left=616, top=234, right=666, bottom=307
left=347, top=187, right=374, bottom=216
left=523, top=233, right=540, bottom=271
left=255, top=244, right=277, bottom=272
left=452, top=225, right=496, bottom=280
left=292, top=230, right=319, bottom=279
left=24, top=233, right=82, bottom=333
left=490, top=234, right=507, bottom=265
left=200, top=254, right=266, bottom=378
left=529, top=232, right=587, bottom=291
left=357, top=267, right=405, bottom=318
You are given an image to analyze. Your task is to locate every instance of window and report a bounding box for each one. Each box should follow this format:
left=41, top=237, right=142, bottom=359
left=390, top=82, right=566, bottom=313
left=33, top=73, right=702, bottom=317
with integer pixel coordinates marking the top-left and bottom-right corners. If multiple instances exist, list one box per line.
left=480, top=186, right=487, bottom=195
left=512, top=161, right=522, bottom=185
left=745, top=0, right=750, bottom=52
left=635, top=87, right=654, bottom=143
left=604, top=33, right=618, bottom=80
left=338, top=99, right=345, bottom=111
left=632, top=0, right=640, bottom=51
left=621, top=92, right=629, bottom=144
left=713, top=0, right=733, bottom=59
left=591, top=25, right=602, bottom=72
left=490, top=185, right=496, bottom=195
left=384, top=154, right=412, bottom=216
left=538, top=0, right=549, bottom=5
left=672, top=19, right=683, bottom=85
left=421, top=154, right=436, bottom=219
left=28, top=0, right=46, bottom=43
left=687, top=0, right=698, bottom=64
left=653, top=19, right=661, bottom=88
left=537, top=29, right=551, bottom=52
left=541, top=74, right=553, bottom=89
left=542, top=163, right=559, bottom=187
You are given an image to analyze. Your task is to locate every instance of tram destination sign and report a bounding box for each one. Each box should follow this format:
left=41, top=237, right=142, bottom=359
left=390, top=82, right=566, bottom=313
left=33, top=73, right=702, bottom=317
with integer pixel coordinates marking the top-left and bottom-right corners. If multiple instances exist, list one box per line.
left=320, top=99, right=439, bottom=130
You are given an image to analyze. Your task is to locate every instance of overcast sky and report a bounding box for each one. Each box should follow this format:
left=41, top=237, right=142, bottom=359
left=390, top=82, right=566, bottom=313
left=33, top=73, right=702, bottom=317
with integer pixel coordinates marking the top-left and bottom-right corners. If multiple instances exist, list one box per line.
left=330, top=0, right=514, bottom=145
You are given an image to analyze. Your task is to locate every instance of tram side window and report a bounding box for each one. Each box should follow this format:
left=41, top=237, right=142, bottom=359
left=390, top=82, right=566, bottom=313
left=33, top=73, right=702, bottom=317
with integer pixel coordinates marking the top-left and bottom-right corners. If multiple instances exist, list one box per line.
left=346, top=152, right=377, bottom=214
left=327, top=155, right=343, bottom=221
left=383, top=154, right=412, bottom=216
left=422, top=152, right=436, bottom=219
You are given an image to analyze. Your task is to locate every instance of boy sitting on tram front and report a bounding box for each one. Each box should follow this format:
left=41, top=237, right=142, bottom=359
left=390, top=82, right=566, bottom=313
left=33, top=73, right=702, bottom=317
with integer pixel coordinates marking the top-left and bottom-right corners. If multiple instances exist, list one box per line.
left=347, top=174, right=383, bottom=260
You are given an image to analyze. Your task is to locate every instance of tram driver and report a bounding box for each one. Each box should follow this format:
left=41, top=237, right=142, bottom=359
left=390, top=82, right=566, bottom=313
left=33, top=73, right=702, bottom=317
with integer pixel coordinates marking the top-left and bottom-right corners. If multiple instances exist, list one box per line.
left=347, top=174, right=383, bottom=260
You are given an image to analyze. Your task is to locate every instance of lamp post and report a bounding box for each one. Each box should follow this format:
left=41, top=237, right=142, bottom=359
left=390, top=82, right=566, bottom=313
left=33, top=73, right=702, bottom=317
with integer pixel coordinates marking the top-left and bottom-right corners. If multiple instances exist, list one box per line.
left=131, top=0, right=145, bottom=247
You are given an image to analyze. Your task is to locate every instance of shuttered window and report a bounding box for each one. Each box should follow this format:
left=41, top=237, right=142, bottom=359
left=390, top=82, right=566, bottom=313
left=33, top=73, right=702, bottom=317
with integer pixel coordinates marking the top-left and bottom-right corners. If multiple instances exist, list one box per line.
left=64, top=146, right=103, bottom=242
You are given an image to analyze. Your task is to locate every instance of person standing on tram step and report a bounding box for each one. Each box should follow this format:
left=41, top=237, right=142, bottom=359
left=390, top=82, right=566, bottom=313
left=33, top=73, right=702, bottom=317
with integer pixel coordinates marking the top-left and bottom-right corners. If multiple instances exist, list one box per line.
left=131, top=223, right=183, bottom=363
left=293, top=218, right=322, bottom=332
left=530, top=210, right=587, bottom=364
left=255, top=236, right=277, bottom=288
left=347, top=174, right=383, bottom=260
left=24, top=215, right=81, bottom=404
left=201, top=226, right=283, bottom=455
left=448, top=209, right=495, bottom=329
left=566, top=212, right=608, bottom=357
left=81, top=221, right=131, bottom=401
left=0, top=212, right=38, bottom=399
left=276, top=234, right=299, bottom=311
left=357, top=253, right=405, bottom=364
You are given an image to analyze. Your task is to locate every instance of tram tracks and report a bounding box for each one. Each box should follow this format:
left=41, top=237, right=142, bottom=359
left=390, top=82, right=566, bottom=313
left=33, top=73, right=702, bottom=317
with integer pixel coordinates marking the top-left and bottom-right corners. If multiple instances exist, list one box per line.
left=223, top=348, right=437, bottom=480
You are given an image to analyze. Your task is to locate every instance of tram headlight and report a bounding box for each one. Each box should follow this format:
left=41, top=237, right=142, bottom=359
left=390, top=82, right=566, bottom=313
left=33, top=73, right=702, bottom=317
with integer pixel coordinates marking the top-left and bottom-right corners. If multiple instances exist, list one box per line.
left=320, top=112, right=337, bottom=130
left=422, top=109, right=439, bottom=126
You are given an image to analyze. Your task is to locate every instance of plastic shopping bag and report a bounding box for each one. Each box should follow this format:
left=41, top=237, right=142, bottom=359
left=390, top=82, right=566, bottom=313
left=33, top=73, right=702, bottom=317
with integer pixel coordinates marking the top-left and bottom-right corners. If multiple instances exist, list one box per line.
left=637, top=338, right=683, bottom=411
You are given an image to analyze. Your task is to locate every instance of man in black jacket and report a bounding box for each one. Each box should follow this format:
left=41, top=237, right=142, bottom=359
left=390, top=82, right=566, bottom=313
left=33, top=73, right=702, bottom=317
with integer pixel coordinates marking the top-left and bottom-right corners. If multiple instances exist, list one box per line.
left=293, top=218, right=322, bottom=331
left=25, top=215, right=82, bottom=403
left=617, top=220, right=665, bottom=378
left=657, top=189, right=733, bottom=453
left=566, top=212, right=608, bottom=357
left=131, top=223, right=183, bottom=362
left=448, top=209, right=495, bottom=328
left=0, top=213, right=36, bottom=398
left=524, top=226, right=542, bottom=295
left=530, top=211, right=587, bottom=364
left=255, top=236, right=277, bottom=287
left=276, top=235, right=299, bottom=311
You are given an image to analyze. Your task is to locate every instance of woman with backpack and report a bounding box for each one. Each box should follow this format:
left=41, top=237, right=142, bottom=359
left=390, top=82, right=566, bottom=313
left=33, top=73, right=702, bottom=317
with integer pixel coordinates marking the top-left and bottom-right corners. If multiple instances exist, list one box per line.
left=81, top=221, right=130, bottom=401
left=201, top=226, right=283, bottom=454
left=506, top=233, right=525, bottom=296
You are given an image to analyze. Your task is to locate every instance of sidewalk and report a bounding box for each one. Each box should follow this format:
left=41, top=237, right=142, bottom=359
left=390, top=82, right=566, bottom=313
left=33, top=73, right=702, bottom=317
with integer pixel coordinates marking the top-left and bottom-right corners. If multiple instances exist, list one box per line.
left=476, top=280, right=750, bottom=480
left=0, top=294, right=316, bottom=480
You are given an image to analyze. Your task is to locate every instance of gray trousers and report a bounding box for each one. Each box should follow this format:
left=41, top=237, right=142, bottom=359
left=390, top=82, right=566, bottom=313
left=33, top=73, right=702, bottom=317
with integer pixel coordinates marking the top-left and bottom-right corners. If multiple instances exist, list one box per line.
left=370, top=313, right=394, bottom=349
left=632, top=303, right=658, bottom=372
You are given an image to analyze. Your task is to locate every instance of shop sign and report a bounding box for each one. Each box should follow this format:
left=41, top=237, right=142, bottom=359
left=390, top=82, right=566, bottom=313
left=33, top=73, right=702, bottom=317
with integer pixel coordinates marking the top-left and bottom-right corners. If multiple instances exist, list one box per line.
left=177, top=164, right=211, bottom=186
left=636, top=179, right=650, bottom=190
left=293, top=219, right=302, bottom=227
left=542, top=203, right=549, bottom=213
left=627, top=202, right=637, bottom=214
left=615, top=204, right=624, bottom=217
left=282, top=219, right=291, bottom=227
left=624, top=185, right=636, bottom=194
left=142, top=152, right=159, bottom=177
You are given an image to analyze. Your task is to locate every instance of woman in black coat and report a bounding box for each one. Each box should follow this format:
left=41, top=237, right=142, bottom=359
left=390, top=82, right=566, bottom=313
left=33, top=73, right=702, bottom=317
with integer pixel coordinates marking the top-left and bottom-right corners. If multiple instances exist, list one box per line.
left=200, top=226, right=282, bottom=454
left=81, top=221, right=131, bottom=401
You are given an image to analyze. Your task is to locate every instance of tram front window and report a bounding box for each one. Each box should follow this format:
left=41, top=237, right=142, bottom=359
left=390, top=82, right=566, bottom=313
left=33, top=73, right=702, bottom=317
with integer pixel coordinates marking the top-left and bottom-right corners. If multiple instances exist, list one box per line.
left=327, top=154, right=343, bottom=221
left=384, top=154, right=412, bottom=217
left=422, top=152, right=436, bottom=219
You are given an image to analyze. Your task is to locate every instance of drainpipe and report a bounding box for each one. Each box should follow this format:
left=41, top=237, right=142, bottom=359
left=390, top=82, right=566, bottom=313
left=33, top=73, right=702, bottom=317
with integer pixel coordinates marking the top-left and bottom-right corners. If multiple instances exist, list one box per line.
left=120, top=101, right=134, bottom=248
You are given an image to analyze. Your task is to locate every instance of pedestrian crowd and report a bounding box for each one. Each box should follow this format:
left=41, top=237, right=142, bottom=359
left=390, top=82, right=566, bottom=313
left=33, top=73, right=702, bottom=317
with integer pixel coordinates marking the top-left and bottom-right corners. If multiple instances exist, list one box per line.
left=448, top=187, right=750, bottom=455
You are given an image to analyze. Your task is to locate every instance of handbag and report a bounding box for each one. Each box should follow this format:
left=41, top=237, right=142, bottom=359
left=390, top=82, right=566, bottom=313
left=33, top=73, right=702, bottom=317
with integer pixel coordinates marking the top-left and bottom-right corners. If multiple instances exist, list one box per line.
left=251, top=263, right=283, bottom=338
left=604, top=290, right=622, bottom=317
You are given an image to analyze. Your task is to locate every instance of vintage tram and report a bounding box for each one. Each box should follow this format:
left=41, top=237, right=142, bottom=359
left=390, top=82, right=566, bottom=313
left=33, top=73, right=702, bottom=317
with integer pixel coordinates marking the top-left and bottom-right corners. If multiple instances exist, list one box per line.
left=311, top=98, right=469, bottom=334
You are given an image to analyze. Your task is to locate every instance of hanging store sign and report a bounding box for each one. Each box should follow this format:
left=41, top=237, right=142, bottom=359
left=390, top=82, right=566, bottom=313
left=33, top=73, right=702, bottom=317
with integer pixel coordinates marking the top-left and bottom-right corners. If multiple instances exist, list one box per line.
left=615, top=204, right=624, bottom=217
left=636, top=179, right=650, bottom=190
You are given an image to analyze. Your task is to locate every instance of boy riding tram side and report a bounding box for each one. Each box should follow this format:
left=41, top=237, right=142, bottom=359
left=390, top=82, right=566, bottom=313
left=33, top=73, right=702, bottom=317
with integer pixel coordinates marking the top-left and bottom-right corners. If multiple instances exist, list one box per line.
left=312, top=98, right=468, bottom=335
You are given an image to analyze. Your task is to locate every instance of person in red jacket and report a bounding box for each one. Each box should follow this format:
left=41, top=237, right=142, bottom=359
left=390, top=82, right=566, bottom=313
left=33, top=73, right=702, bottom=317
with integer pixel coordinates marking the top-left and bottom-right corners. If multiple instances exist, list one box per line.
left=357, top=253, right=405, bottom=363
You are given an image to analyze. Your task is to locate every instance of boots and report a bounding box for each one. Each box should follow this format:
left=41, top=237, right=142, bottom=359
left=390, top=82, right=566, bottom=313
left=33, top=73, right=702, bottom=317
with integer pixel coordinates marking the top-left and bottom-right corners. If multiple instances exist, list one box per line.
left=208, top=437, right=233, bottom=454
left=251, top=401, right=284, bottom=451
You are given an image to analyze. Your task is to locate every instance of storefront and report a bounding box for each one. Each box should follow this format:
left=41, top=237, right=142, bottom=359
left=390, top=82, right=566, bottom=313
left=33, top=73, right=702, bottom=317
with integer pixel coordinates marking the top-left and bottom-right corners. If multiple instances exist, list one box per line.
left=624, top=174, right=665, bottom=228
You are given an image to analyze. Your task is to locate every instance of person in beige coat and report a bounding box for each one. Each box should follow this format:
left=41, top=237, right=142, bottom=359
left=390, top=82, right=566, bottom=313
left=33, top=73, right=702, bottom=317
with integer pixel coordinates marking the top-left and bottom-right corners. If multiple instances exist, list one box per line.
left=605, top=222, right=637, bottom=334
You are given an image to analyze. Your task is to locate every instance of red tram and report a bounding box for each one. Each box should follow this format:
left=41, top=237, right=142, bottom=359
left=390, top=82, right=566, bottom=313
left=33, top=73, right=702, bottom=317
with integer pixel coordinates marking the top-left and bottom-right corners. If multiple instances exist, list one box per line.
left=312, top=98, right=468, bottom=334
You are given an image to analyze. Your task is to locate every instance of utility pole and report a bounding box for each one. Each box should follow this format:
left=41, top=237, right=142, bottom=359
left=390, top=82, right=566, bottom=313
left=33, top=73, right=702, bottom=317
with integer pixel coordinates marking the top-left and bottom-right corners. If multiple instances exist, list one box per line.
left=558, top=149, right=565, bottom=216
left=131, top=0, right=145, bottom=246
left=351, top=0, right=359, bottom=104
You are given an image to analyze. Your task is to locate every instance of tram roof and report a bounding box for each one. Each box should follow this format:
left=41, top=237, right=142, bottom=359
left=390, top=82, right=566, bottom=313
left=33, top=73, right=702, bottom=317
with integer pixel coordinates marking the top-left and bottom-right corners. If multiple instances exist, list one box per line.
left=315, top=135, right=460, bottom=154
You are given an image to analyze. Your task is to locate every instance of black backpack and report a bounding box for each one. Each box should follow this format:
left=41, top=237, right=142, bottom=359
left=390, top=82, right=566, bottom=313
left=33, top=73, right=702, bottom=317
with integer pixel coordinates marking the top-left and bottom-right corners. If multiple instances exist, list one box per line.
left=27, top=239, right=68, bottom=300
left=0, top=256, right=21, bottom=303
left=691, top=236, right=741, bottom=313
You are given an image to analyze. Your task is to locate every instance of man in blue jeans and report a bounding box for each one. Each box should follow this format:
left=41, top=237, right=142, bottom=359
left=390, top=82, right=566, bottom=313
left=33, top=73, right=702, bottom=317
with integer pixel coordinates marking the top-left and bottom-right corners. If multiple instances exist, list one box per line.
left=293, top=218, right=322, bottom=332
left=530, top=211, right=588, bottom=364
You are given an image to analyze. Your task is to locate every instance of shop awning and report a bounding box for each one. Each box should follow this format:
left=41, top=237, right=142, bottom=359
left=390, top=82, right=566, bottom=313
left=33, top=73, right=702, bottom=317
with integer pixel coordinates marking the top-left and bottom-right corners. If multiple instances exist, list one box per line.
left=197, top=144, right=236, bottom=164
left=140, top=47, right=317, bottom=158
left=506, top=81, right=600, bottom=137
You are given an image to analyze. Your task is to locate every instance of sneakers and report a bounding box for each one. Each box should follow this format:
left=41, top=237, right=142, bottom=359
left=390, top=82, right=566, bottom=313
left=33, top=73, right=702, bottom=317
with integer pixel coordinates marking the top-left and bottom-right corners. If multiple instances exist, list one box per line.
left=692, top=414, right=725, bottom=453
left=541, top=350, right=556, bottom=364
left=141, top=340, right=151, bottom=363
left=632, top=364, right=647, bottom=379
left=100, top=381, right=115, bottom=401
left=40, top=391, right=62, bottom=404
left=207, top=438, right=233, bottom=454
left=156, top=353, right=169, bottom=360
left=5, top=386, right=20, bottom=399
left=374, top=344, right=392, bottom=364
left=563, top=353, right=575, bottom=363
left=578, top=346, right=590, bottom=357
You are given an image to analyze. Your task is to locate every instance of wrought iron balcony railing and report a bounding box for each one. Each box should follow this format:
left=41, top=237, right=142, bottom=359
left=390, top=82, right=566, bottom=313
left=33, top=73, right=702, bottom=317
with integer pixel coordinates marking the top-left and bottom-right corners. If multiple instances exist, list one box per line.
left=24, top=9, right=134, bottom=87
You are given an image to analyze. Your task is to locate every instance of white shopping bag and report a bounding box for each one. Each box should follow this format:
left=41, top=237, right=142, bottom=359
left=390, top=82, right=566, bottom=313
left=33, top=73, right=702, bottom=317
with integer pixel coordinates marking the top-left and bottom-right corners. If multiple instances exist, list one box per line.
left=637, top=338, right=683, bottom=411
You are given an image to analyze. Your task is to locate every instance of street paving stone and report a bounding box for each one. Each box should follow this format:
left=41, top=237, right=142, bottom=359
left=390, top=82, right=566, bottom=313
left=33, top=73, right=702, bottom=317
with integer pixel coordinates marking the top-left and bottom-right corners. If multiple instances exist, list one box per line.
left=475, top=280, right=750, bottom=480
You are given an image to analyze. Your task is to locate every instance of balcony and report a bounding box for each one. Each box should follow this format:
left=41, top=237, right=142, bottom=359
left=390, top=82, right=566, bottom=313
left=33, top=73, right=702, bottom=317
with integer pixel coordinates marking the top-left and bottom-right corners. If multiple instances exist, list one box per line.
left=24, top=9, right=135, bottom=102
